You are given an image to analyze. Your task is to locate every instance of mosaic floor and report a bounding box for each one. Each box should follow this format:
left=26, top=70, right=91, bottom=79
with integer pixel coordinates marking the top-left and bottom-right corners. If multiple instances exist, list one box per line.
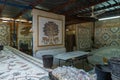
left=0, top=47, right=49, bottom=80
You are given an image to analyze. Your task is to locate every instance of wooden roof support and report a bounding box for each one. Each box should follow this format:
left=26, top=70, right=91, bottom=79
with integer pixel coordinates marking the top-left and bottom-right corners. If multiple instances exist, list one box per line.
left=106, top=1, right=111, bottom=5
left=66, top=19, right=85, bottom=25
left=50, top=0, right=76, bottom=12
left=77, top=2, right=120, bottom=16
left=64, top=0, right=109, bottom=15
left=14, top=0, right=43, bottom=19
left=66, top=17, right=95, bottom=25
left=100, top=8, right=120, bottom=17
left=113, top=0, right=118, bottom=4
left=65, top=15, right=96, bottom=25
left=0, top=0, right=6, bottom=16
left=14, top=9, right=29, bottom=19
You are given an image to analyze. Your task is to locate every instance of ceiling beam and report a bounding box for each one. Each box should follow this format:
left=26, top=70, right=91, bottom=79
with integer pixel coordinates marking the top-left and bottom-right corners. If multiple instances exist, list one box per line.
left=86, top=0, right=93, bottom=6
left=66, top=17, right=95, bottom=25
left=66, top=19, right=85, bottom=25
left=0, top=0, right=32, bottom=9
left=50, top=0, right=76, bottom=12
left=98, top=8, right=120, bottom=18
left=64, top=0, right=109, bottom=15
left=66, top=15, right=96, bottom=25
left=106, top=1, right=111, bottom=5
left=113, top=0, right=118, bottom=3
left=14, top=0, right=43, bottom=19
left=77, top=2, right=120, bottom=16
left=0, top=0, right=6, bottom=16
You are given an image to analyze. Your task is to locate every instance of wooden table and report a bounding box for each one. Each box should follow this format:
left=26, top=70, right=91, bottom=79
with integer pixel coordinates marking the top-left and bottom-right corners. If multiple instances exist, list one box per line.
left=54, top=51, right=89, bottom=67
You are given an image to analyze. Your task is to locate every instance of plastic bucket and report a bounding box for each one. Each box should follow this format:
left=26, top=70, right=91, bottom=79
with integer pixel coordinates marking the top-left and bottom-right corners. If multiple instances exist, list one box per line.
left=0, top=45, right=3, bottom=50
left=42, top=55, right=53, bottom=68
left=109, top=57, right=120, bottom=77
left=95, top=65, right=112, bottom=80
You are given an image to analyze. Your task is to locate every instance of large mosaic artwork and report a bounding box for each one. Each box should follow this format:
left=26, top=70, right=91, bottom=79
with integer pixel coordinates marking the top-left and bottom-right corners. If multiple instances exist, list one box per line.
left=95, top=27, right=120, bottom=47
left=0, top=47, right=48, bottom=80
left=42, top=21, right=59, bottom=45
left=95, top=19, right=120, bottom=47
left=37, top=16, right=63, bottom=47
left=77, top=27, right=92, bottom=50
left=0, top=23, right=10, bottom=45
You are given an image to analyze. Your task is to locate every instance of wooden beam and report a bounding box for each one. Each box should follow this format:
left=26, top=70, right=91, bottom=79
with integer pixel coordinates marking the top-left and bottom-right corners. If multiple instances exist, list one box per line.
left=29, top=0, right=43, bottom=7
left=50, top=0, right=76, bottom=12
left=106, top=1, right=111, bottom=5
left=98, top=8, right=120, bottom=17
left=64, top=0, right=109, bottom=15
left=66, top=18, right=94, bottom=25
left=77, top=2, right=120, bottom=16
left=113, top=0, right=118, bottom=4
left=66, top=19, right=85, bottom=25
left=66, top=15, right=95, bottom=21
left=14, top=9, right=29, bottom=19
left=14, top=0, right=43, bottom=19
left=66, top=15, right=97, bottom=25
left=0, top=0, right=32, bottom=9
left=0, top=0, right=6, bottom=16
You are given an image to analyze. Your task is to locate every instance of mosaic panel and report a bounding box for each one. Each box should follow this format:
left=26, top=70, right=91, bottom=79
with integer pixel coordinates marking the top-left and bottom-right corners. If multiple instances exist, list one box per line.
left=118, top=34, right=120, bottom=39
left=0, top=46, right=48, bottom=80
left=0, top=23, right=10, bottom=45
left=96, top=28, right=102, bottom=35
left=110, top=41, right=119, bottom=46
left=77, top=27, right=92, bottom=50
left=102, top=33, right=110, bottom=41
left=95, top=18, right=120, bottom=47
left=110, top=27, right=119, bottom=33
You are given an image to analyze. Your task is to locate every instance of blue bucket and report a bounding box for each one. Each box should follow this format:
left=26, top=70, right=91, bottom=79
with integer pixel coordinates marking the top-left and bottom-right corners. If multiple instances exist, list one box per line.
left=95, top=64, right=112, bottom=80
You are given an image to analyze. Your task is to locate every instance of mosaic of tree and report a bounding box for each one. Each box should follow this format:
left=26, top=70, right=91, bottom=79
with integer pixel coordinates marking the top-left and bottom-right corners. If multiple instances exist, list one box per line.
left=42, top=21, right=59, bottom=45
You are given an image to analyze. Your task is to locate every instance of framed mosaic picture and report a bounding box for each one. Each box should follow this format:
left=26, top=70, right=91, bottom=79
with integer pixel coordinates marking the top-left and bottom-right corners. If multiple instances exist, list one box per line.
left=37, top=16, right=63, bottom=47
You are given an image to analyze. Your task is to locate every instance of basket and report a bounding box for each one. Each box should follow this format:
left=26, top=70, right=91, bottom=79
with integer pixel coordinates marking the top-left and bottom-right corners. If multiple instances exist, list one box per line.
left=109, top=57, right=120, bottom=77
